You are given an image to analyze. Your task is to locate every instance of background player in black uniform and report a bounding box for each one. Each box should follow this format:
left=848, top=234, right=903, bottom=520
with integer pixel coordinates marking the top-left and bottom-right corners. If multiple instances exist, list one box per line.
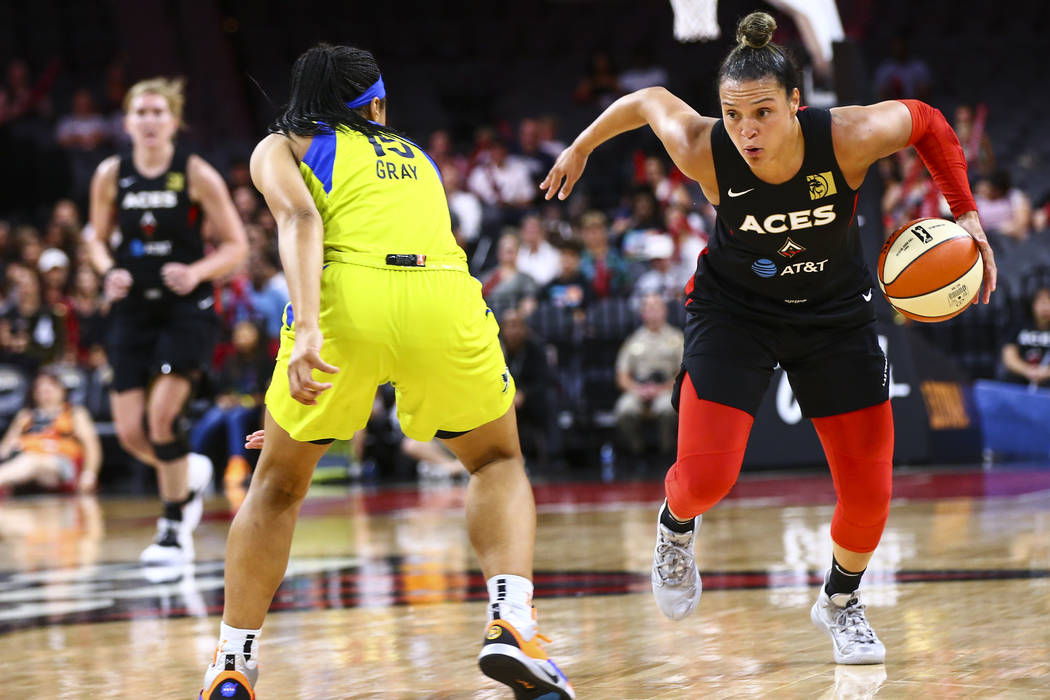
left=86, top=77, right=247, bottom=563
left=542, top=12, right=997, bottom=665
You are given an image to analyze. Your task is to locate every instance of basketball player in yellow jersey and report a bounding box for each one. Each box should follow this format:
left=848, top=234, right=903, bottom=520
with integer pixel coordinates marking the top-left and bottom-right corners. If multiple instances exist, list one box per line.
left=200, top=44, right=574, bottom=700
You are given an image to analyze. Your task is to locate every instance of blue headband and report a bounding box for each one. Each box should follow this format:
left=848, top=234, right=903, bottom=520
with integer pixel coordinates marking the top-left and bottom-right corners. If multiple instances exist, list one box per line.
left=346, top=77, right=385, bottom=109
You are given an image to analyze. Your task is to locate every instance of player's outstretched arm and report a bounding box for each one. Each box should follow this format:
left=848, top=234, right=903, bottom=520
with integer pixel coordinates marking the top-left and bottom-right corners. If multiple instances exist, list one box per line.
left=541, top=87, right=716, bottom=200
left=251, top=134, right=339, bottom=406
left=833, top=100, right=996, bottom=303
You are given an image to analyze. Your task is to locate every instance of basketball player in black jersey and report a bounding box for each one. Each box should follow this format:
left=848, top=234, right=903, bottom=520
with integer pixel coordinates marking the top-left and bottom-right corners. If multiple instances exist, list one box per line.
left=87, top=78, right=247, bottom=564
left=543, top=12, right=996, bottom=665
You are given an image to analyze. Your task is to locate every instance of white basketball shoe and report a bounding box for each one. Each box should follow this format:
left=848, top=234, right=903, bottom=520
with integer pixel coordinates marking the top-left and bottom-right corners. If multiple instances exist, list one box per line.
left=811, top=571, right=886, bottom=664
left=200, top=650, right=258, bottom=700
left=140, top=453, right=213, bottom=564
left=651, top=508, right=702, bottom=620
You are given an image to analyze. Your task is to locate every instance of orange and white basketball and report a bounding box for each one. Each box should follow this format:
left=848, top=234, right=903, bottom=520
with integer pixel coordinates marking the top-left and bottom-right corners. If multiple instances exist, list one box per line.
left=877, top=217, right=983, bottom=322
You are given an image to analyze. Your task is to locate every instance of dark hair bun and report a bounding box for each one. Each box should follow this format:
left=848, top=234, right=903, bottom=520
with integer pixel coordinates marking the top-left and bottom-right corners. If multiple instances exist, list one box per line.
left=736, top=11, right=776, bottom=49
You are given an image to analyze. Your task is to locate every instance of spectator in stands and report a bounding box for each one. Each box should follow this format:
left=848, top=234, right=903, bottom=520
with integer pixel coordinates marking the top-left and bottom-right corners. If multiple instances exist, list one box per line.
left=643, top=155, right=673, bottom=204
left=56, top=88, right=113, bottom=201
left=873, top=34, right=931, bottom=100
left=513, top=118, right=555, bottom=185
left=244, top=249, right=290, bottom=344
left=443, top=164, right=482, bottom=247
left=232, top=185, right=261, bottom=223
left=38, top=248, right=77, bottom=360
left=619, top=47, right=669, bottom=93
left=0, top=369, right=101, bottom=495
left=500, top=307, right=555, bottom=461
left=467, top=137, right=535, bottom=210
left=1034, top=191, right=1050, bottom=233
left=1000, top=286, right=1050, bottom=386
left=190, top=320, right=273, bottom=490
left=574, top=50, right=621, bottom=109
left=15, top=226, right=44, bottom=270
left=70, top=265, right=106, bottom=362
left=579, top=210, right=631, bottom=299
left=541, top=237, right=593, bottom=316
left=481, top=232, right=538, bottom=315
left=614, top=293, right=683, bottom=458
left=0, top=262, right=68, bottom=371
left=953, top=104, right=995, bottom=178
left=615, top=187, right=664, bottom=256
left=516, top=212, right=560, bottom=286
left=632, top=233, right=683, bottom=303
left=536, top=114, right=566, bottom=160
left=975, top=170, right=1031, bottom=242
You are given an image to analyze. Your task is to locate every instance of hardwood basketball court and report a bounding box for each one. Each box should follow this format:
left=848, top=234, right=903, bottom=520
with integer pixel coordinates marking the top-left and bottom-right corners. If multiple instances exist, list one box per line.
left=2, top=466, right=1048, bottom=698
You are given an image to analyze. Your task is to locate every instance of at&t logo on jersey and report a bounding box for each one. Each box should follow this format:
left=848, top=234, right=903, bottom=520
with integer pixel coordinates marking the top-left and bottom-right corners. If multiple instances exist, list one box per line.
left=780, top=259, right=829, bottom=276
left=751, top=258, right=777, bottom=278
left=738, top=204, right=836, bottom=234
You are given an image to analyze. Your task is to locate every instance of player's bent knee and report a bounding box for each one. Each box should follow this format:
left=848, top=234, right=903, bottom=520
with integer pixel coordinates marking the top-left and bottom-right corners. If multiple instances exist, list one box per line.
left=151, top=437, right=190, bottom=463
left=253, top=470, right=313, bottom=507
left=664, top=451, right=742, bottom=517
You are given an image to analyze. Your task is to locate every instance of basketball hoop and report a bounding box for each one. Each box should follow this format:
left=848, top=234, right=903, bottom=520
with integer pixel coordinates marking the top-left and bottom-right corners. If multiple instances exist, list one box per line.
left=669, top=0, right=720, bottom=43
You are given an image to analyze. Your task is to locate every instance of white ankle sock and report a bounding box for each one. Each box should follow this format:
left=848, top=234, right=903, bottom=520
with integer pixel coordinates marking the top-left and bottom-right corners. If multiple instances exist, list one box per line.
left=218, top=622, right=261, bottom=665
left=486, top=574, right=536, bottom=638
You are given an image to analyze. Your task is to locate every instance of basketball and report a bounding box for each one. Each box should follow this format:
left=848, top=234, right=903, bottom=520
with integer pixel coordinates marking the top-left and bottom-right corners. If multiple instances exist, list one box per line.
left=877, top=217, right=984, bottom=322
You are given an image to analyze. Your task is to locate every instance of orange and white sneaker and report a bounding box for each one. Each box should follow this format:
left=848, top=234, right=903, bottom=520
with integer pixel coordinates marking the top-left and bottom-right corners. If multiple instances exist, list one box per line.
left=200, top=651, right=258, bottom=700
left=478, top=613, right=574, bottom=699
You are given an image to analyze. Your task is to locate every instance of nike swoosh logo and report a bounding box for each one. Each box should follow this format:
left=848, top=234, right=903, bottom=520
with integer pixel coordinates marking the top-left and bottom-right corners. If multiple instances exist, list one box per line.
left=861, top=289, right=872, bottom=302
left=727, top=187, right=754, bottom=198
left=119, top=176, right=136, bottom=187
left=540, top=665, right=560, bottom=684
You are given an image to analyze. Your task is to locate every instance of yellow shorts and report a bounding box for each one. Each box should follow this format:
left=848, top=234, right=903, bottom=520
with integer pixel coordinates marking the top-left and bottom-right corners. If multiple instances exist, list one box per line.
left=265, top=258, right=515, bottom=442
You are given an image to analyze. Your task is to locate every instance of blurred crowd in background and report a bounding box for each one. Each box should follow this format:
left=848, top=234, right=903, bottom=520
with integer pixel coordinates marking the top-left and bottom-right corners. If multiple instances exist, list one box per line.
left=1, top=0, right=1048, bottom=490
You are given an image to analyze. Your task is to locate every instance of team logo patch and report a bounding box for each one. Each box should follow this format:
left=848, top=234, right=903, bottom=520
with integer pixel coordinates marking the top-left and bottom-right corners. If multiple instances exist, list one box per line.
left=501, top=367, right=511, bottom=393
left=806, top=171, right=836, bottom=200
left=139, top=211, right=157, bottom=238
left=165, top=171, right=185, bottom=192
left=751, top=258, right=777, bottom=278
left=487, top=625, right=503, bottom=640
left=777, top=237, right=806, bottom=258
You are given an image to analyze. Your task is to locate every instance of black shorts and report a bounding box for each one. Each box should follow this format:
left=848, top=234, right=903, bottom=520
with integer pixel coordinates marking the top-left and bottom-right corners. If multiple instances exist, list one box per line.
left=105, top=301, right=219, bottom=393
left=673, top=300, right=888, bottom=418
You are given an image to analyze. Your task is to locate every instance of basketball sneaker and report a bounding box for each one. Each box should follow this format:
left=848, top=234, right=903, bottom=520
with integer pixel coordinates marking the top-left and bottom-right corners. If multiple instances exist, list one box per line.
left=478, top=609, right=574, bottom=699
left=651, top=512, right=702, bottom=620
left=200, top=650, right=257, bottom=700
left=139, top=517, right=194, bottom=564
left=182, top=452, right=215, bottom=533
left=810, top=571, right=886, bottom=664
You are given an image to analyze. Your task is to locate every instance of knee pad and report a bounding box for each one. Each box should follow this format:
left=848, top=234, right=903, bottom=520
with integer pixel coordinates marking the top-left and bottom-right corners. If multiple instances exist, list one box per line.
left=152, top=435, right=190, bottom=462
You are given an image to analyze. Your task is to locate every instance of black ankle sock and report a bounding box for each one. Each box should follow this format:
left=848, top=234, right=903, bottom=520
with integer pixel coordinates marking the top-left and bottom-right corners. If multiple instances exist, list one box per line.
left=163, top=501, right=183, bottom=522
left=660, top=502, right=694, bottom=533
left=825, top=555, right=865, bottom=597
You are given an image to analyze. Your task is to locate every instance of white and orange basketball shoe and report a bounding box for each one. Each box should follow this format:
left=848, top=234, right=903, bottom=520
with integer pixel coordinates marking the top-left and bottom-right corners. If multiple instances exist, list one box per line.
left=478, top=608, right=574, bottom=699
left=200, top=649, right=257, bottom=700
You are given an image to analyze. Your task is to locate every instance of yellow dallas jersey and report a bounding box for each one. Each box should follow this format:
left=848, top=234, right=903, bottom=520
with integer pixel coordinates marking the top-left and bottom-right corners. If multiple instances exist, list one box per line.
left=267, top=125, right=513, bottom=443
left=298, top=127, right=466, bottom=265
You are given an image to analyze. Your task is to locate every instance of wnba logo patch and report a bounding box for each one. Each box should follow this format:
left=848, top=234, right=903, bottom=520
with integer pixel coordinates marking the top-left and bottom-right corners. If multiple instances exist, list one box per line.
left=751, top=258, right=777, bottom=278
left=806, top=171, right=836, bottom=200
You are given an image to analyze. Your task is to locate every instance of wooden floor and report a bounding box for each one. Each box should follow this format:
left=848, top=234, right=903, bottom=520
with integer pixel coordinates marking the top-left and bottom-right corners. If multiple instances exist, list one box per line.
left=2, top=466, right=1049, bottom=699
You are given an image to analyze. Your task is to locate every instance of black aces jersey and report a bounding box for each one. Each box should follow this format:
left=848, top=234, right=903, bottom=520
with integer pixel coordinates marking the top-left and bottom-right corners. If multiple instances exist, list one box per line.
left=688, top=108, right=875, bottom=326
left=113, top=149, right=210, bottom=308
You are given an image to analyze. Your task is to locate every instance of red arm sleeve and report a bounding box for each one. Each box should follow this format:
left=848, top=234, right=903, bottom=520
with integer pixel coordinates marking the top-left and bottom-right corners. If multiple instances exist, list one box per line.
left=900, top=99, right=977, bottom=218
